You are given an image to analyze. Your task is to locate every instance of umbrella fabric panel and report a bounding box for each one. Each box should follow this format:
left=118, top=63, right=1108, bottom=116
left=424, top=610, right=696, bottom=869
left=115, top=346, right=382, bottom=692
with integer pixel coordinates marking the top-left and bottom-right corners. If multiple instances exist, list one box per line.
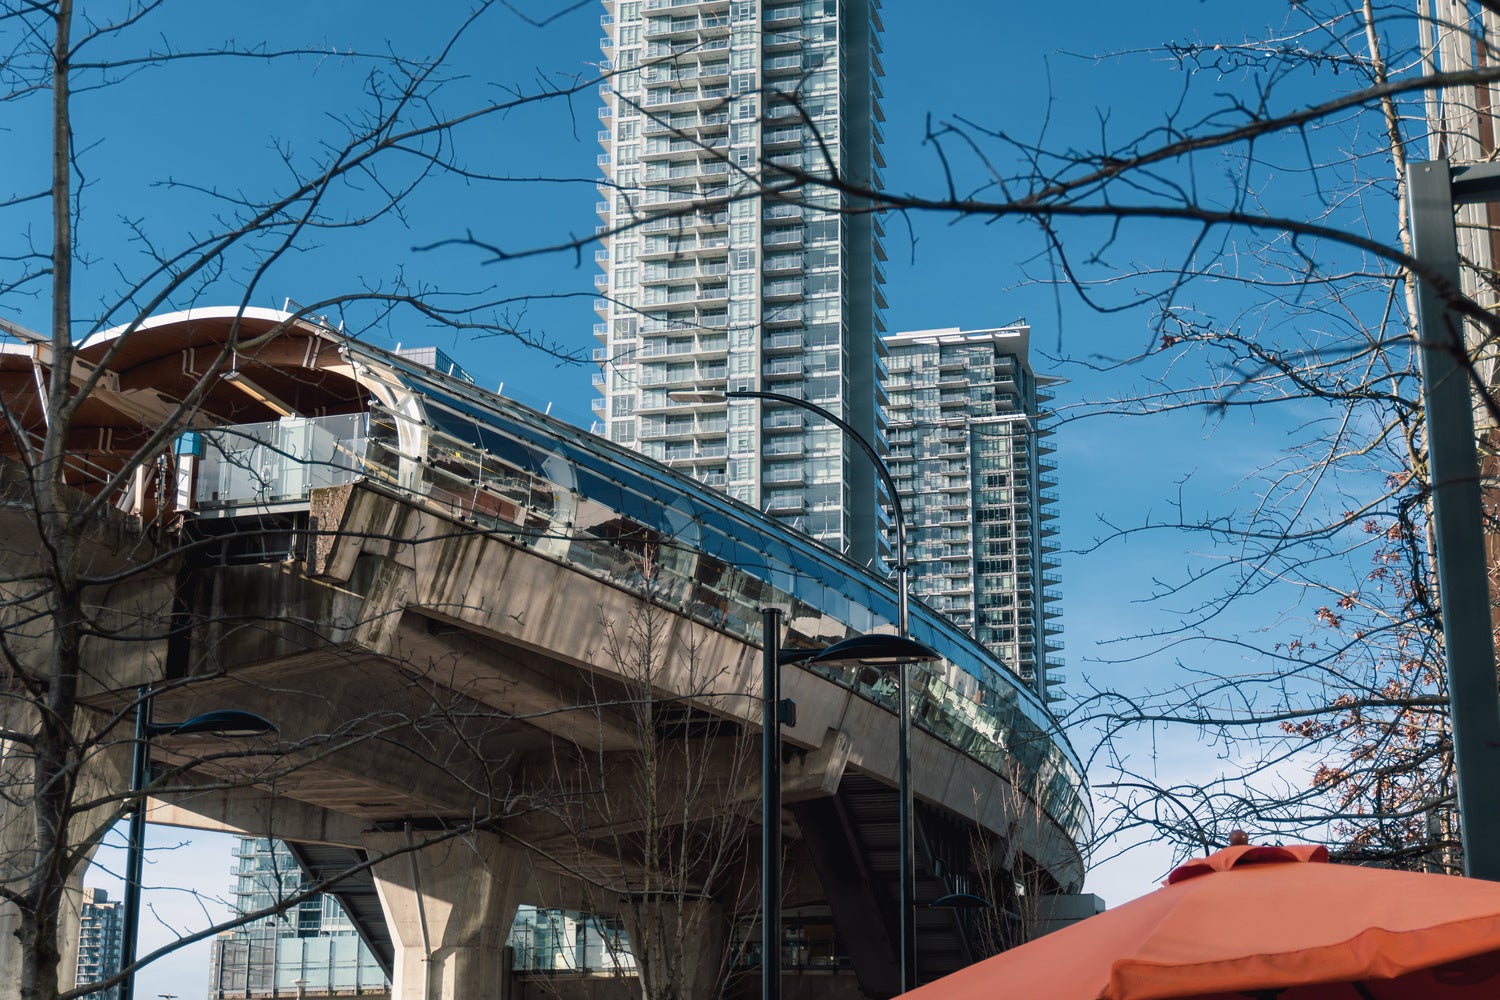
left=1107, top=862, right=1500, bottom=998
left=898, top=848, right=1500, bottom=1000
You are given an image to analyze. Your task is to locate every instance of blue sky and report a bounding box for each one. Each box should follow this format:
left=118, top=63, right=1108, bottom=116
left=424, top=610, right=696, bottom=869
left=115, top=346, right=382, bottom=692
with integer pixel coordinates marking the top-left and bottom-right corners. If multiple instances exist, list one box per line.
left=6, top=0, right=1417, bottom=994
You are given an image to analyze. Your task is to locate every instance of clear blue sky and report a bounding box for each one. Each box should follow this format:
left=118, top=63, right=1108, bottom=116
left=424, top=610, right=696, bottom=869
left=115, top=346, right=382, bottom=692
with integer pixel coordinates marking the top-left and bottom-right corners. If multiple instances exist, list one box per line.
left=12, top=1, right=1395, bottom=994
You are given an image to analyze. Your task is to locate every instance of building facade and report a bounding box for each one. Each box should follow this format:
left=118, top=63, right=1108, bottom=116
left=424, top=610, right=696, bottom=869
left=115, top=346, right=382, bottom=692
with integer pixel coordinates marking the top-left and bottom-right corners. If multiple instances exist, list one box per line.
left=207, top=838, right=387, bottom=998
left=508, top=907, right=635, bottom=972
left=882, top=325, right=1063, bottom=701
left=76, top=887, right=123, bottom=1000
left=593, top=0, right=889, bottom=565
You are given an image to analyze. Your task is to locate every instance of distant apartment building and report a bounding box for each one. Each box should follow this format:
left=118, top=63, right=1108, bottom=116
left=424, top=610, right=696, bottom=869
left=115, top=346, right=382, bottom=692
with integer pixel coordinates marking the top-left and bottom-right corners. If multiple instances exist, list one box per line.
left=207, top=838, right=387, bottom=999
left=76, top=887, right=123, bottom=1000
left=882, top=324, right=1063, bottom=701
left=593, top=0, right=890, bottom=567
left=507, top=906, right=635, bottom=973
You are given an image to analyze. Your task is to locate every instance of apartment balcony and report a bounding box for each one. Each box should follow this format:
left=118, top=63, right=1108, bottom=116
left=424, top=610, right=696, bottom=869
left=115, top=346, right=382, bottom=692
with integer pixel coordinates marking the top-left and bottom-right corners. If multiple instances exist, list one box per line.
left=643, top=114, right=676, bottom=137
left=697, top=284, right=729, bottom=305
left=697, top=61, right=730, bottom=83
left=639, top=233, right=729, bottom=260
left=642, top=259, right=729, bottom=285
left=641, top=62, right=729, bottom=87
left=763, top=439, right=805, bottom=458
left=645, top=0, right=731, bottom=11
left=762, top=411, right=806, bottom=433
left=763, top=126, right=805, bottom=150
left=763, top=279, right=803, bottom=301
left=644, top=12, right=731, bottom=41
left=642, top=289, right=706, bottom=309
left=763, top=331, right=804, bottom=353
left=643, top=134, right=730, bottom=161
left=763, top=5, right=802, bottom=27
left=643, top=83, right=731, bottom=110
left=646, top=36, right=729, bottom=58
left=763, top=53, right=804, bottom=77
left=694, top=335, right=729, bottom=358
left=764, top=358, right=804, bottom=380
left=764, top=252, right=804, bottom=274
left=762, top=29, right=802, bottom=51
left=640, top=209, right=729, bottom=235
left=763, top=202, right=803, bottom=222
left=763, top=304, right=804, bottom=327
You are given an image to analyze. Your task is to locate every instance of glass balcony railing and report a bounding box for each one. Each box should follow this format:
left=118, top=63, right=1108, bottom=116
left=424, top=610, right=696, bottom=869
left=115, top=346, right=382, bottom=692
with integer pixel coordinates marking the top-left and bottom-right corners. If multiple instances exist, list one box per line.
left=194, top=415, right=366, bottom=510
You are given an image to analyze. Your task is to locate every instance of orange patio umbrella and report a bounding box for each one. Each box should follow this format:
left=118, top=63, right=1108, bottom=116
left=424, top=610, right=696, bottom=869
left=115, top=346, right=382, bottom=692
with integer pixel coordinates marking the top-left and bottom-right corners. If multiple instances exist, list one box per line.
left=900, top=839, right=1500, bottom=999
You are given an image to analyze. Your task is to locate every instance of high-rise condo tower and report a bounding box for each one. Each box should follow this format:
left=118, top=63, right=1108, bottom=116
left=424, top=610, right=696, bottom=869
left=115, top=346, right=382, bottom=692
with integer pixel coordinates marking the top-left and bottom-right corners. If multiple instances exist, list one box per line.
left=882, top=325, right=1064, bottom=702
left=594, top=0, right=888, bottom=566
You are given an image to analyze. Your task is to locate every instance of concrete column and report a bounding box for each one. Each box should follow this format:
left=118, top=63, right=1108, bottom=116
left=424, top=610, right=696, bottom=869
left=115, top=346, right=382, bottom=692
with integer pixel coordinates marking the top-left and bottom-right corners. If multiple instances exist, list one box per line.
left=619, top=898, right=727, bottom=1000
left=367, top=831, right=531, bottom=1000
left=0, top=702, right=34, bottom=1000
left=0, top=704, right=123, bottom=1000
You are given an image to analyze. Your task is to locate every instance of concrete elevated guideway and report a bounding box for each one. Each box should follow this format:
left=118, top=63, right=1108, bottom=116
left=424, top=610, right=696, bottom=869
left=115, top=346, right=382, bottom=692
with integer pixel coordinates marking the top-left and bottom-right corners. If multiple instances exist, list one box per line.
left=0, top=308, right=1090, bottom=999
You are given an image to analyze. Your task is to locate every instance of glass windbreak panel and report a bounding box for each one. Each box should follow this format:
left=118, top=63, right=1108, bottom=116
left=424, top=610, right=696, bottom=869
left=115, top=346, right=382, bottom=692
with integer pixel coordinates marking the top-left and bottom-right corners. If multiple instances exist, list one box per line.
left=195, top=414, right=366, bottom=509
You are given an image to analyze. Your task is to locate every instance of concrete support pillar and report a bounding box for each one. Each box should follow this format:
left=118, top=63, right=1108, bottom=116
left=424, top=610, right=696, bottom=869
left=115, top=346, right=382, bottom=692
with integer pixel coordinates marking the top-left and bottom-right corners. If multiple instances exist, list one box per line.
left=620, top=898, right=727, bottom=1000
left=367, top=832, right=531, bottom=1000
left=0, top=703, right=122, bottom=1000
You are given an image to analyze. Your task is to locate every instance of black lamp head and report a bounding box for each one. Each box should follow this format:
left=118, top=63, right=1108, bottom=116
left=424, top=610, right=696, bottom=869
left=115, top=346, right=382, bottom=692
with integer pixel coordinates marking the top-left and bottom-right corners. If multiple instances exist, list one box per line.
left=150, top=709, right=277, bottom=739
left=807, top=633, right=940, bottom=667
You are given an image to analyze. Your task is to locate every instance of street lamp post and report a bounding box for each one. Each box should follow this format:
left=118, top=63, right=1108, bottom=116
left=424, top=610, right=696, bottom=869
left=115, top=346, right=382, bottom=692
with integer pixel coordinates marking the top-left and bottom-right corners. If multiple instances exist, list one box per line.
left=762, top=606, right=784, bottom=1000
left=671, top=387, right=930, bottom=992
left=120, top=688, right=276, bottom=1000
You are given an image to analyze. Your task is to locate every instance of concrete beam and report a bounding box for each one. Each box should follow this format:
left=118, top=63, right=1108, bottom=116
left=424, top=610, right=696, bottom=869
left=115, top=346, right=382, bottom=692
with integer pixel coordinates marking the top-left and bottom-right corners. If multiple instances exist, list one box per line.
left=780, top=728, right=852, bottom=804
left=147, top=651, right=539, bottom=823
left=148, top=784, right=371, bottom=848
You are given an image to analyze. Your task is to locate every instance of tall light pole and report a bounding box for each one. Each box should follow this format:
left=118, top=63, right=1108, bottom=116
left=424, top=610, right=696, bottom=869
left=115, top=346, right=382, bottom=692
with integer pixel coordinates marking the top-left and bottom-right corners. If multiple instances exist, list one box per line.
left=762, top=606, right=785, bottom=1000
left=121, top=688, right=276, bottom=1000
left=670, top=387, right=931, bottom=992
left=1407, top=160, right=1500, bottom=880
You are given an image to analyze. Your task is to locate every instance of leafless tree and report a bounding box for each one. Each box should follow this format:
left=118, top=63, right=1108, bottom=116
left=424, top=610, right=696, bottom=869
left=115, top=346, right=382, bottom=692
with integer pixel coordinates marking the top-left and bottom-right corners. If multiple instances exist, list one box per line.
left=520, top=557, right=756, bottom=1000
left=0, top=2, right=628, bottom=997
left=825, top=0, right=1500, bottom=871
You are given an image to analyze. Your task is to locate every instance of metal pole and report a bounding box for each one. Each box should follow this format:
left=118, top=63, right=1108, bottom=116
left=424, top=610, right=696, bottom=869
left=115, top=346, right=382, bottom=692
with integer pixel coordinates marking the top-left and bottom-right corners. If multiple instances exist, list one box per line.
left=889, top=425, right=916, bottom=994
left=761, top=607, right=783, bottom=1000
left=726, top=390, right=917, bottom=990
left=120, top=686, right=152, bottom=1000
left=1407, top=159, right=1500, bottom=880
